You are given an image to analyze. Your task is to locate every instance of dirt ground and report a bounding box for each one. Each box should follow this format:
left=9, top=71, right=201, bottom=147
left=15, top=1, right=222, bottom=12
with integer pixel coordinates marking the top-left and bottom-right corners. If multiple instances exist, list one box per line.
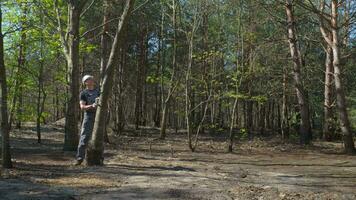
left=0, top=124, right=356, bottom=200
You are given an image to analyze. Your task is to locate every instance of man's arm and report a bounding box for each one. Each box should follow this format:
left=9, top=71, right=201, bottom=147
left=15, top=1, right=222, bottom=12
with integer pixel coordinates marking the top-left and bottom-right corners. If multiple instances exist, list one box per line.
left=79, top=91, right=96, bottom=111
left=80, top=100, right=95, bottom=111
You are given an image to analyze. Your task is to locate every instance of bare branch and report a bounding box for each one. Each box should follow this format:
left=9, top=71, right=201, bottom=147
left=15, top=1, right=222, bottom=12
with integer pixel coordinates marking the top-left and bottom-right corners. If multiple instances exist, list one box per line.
left=80, top=0, right=96, bottom=18
left=54, top=0, right=69, bottom=56
left=132, top=0, right=149, bottom=13
left=80, top=16, right=121, bottom=38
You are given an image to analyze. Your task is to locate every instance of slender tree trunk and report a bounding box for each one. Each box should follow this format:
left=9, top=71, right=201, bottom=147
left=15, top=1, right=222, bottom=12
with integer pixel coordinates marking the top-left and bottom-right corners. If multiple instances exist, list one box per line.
left=281, top=67, right=289, bottom=139
left=323, top=44, right=334, bottom=141
left=86, top=0, right=134, bottom=165
left=115, top=38, right=127, bottom=135
left=134, top=29, right=143, bottom=129
left=186, top=35, right=193, bottom=151
left=16, top=5, right=27, bottom=129
left=142, top=25, right=148, bottom=127
left=160, top=0, right=177, bottom=139
left=228, top=99, right=238, bottom=152
left=329, top=0, right=355, bottom=153
left=36, top=10, right=45, bottom=144
left=0, top=5, right=12, bottom=168
left=100, top=0, right=111, bottom=144
left=247, top=100, right=253, bottom=139
left=285, top=0, right=311, bottom=145
left=153, top=12, right=162, bottom=127
left=9, top=5, right=27, bottom=129
left=260, top=103, right=265, bottom=136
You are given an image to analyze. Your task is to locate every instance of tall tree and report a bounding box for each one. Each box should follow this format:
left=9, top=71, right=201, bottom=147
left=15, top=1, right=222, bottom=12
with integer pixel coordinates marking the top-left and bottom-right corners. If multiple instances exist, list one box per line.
left=297, top=0, right=356, bottom=153
left=319, top=0, right=355, bottom=153
left=160, top=0, right=178, bottom=139
left=285, top=0, right=311, bottom=145
left=0, top=4, right=12, bottom=168
left=55, top=0, right=88, bottom=151
left=100, top=0, right=111, bottom=143
left=86, top=0, right=135, bottom=166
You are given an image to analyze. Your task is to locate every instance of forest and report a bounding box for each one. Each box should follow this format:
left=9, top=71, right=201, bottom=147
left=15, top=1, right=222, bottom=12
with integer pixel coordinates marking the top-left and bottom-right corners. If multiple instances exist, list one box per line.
left=0, top=0, right=356, bottom=199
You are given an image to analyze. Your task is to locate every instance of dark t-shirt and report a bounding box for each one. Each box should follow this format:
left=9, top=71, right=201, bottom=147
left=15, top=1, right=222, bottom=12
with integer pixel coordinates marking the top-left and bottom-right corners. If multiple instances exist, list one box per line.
left=80, top=88, right=100, bottom=113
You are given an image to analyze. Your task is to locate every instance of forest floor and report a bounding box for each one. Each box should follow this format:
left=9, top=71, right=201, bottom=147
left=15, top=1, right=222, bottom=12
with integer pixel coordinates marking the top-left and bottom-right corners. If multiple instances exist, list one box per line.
left=0, top=122, right=356, bottom=200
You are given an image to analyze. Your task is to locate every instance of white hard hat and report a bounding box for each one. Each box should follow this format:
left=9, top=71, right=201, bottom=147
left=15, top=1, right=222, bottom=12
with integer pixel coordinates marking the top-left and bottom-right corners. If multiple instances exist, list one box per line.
left=82, top=75, right=94, bottom=84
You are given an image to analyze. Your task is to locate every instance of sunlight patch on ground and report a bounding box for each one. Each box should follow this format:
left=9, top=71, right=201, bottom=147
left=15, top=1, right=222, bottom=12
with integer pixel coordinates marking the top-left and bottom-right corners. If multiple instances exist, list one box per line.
left=34, top=175, right=121, bottom=188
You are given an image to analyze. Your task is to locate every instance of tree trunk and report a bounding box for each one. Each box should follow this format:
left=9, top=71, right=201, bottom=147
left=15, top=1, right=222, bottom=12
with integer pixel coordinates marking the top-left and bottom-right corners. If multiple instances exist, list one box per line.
left=100, top=0, right=111, bottom=144
left=186, top=34, right=193, bottom=151
left=285, top=0, right=311, bottom=145
left=36, top=9, right=45, bottom=144
left=259, top=103, right=265, bottom=136
left=86, top=0, right=134, bottom=166
left=57, top=1, right=88, bottom=151
left=318, top=0, right=355, bottom=153
left=159, top=0, right=177, bottom=139
left=228, top=99, right=238, bottom=152
left=246, top=100, right=253, bottom=139
left=323, top=44, right=334, bottom=141
left=281, top=67, right=289, bottom=139
left=0, top=5, right=12, bottom=168
left=134, top=32, right=143, bottom=129
left=329, top=0, right=355, bottom=153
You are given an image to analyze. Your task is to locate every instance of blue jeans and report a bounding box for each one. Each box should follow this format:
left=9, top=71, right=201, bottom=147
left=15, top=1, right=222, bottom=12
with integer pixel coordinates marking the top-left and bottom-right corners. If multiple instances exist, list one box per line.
left=76, top=112, right=95, bottom=161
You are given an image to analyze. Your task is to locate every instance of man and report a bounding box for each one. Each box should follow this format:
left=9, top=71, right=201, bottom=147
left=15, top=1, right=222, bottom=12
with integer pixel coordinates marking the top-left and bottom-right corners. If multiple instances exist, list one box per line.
left=75, top=75, right=100, bottom=166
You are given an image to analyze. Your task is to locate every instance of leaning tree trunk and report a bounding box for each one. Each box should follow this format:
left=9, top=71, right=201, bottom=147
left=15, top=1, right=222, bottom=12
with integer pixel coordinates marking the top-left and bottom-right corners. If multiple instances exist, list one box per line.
left=0, top=5, right=12, bottom=168
left=285, top=0, right=311, bottom=145
left=86, top=0, right=135, bottom=166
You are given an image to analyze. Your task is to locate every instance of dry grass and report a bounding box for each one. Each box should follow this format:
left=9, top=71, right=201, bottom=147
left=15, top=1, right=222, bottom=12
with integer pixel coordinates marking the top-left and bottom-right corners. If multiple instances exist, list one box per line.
left=34, top=174, right=121, bottom=188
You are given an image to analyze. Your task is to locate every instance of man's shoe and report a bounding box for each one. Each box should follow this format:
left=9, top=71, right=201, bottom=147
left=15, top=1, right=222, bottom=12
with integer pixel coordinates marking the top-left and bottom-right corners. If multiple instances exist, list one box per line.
left=74, top=160, right=83, bottom=166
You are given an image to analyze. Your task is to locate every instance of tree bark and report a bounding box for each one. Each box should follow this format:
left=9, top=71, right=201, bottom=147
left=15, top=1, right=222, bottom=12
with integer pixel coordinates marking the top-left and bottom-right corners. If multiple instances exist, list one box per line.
left=100, top=0, right=111, bottom=144
left=0, top=5, right=12, bottom=168
left=86, top=0, right=135, bottom=166
left=160, top=0, right=177, bottom=139
left=318, top=0, right=355, bottom=153
left=285, top=0, right=311, bottom=145
left=55, top=0, right=88, bottom=151
left=329, top=0, right=355, bottom=153
left=281, top=67, right=289, bottom=139
left=323, top=44, right=334, bottom=141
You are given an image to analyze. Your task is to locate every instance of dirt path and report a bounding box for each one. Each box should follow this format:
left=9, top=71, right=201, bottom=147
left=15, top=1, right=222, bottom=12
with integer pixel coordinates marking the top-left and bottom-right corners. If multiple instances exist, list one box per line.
left=1, top=125, right=356, bottom=200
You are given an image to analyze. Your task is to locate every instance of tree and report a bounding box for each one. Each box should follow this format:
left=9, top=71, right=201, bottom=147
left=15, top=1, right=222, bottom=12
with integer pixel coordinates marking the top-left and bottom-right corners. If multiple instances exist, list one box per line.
left=319, top=0, right=355, bottom=154
left=297, top=0, right=356, bottom=153
left=55, top=0, right=89, bottom=151
left=0, top=4, right=12, bottom=168
left=159, top=0, right=178, bottom=139
left=100, top=0, right=112, bottom=144
left=86, top=0, right=135, bottom=166
left=323, top=39, right=334, bottom=141
left=285, top=0, right=311, bottom=145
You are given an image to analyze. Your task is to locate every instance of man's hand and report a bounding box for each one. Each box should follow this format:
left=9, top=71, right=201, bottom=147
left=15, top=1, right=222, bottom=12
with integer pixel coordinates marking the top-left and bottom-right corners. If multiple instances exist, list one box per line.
left=92, top=103, right=97, bottom=109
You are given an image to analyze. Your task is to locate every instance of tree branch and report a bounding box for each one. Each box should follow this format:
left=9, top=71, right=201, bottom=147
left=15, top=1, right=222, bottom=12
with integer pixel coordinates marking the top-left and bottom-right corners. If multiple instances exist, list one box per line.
left=80, top=0, right=95, bottom=18
left=54, top=0, right=69, bottom=56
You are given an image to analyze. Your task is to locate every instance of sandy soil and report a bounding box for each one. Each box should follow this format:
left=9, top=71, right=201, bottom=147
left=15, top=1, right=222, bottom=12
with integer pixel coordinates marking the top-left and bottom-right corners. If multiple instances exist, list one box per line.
left=0, top=124, right=356, bottom=200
